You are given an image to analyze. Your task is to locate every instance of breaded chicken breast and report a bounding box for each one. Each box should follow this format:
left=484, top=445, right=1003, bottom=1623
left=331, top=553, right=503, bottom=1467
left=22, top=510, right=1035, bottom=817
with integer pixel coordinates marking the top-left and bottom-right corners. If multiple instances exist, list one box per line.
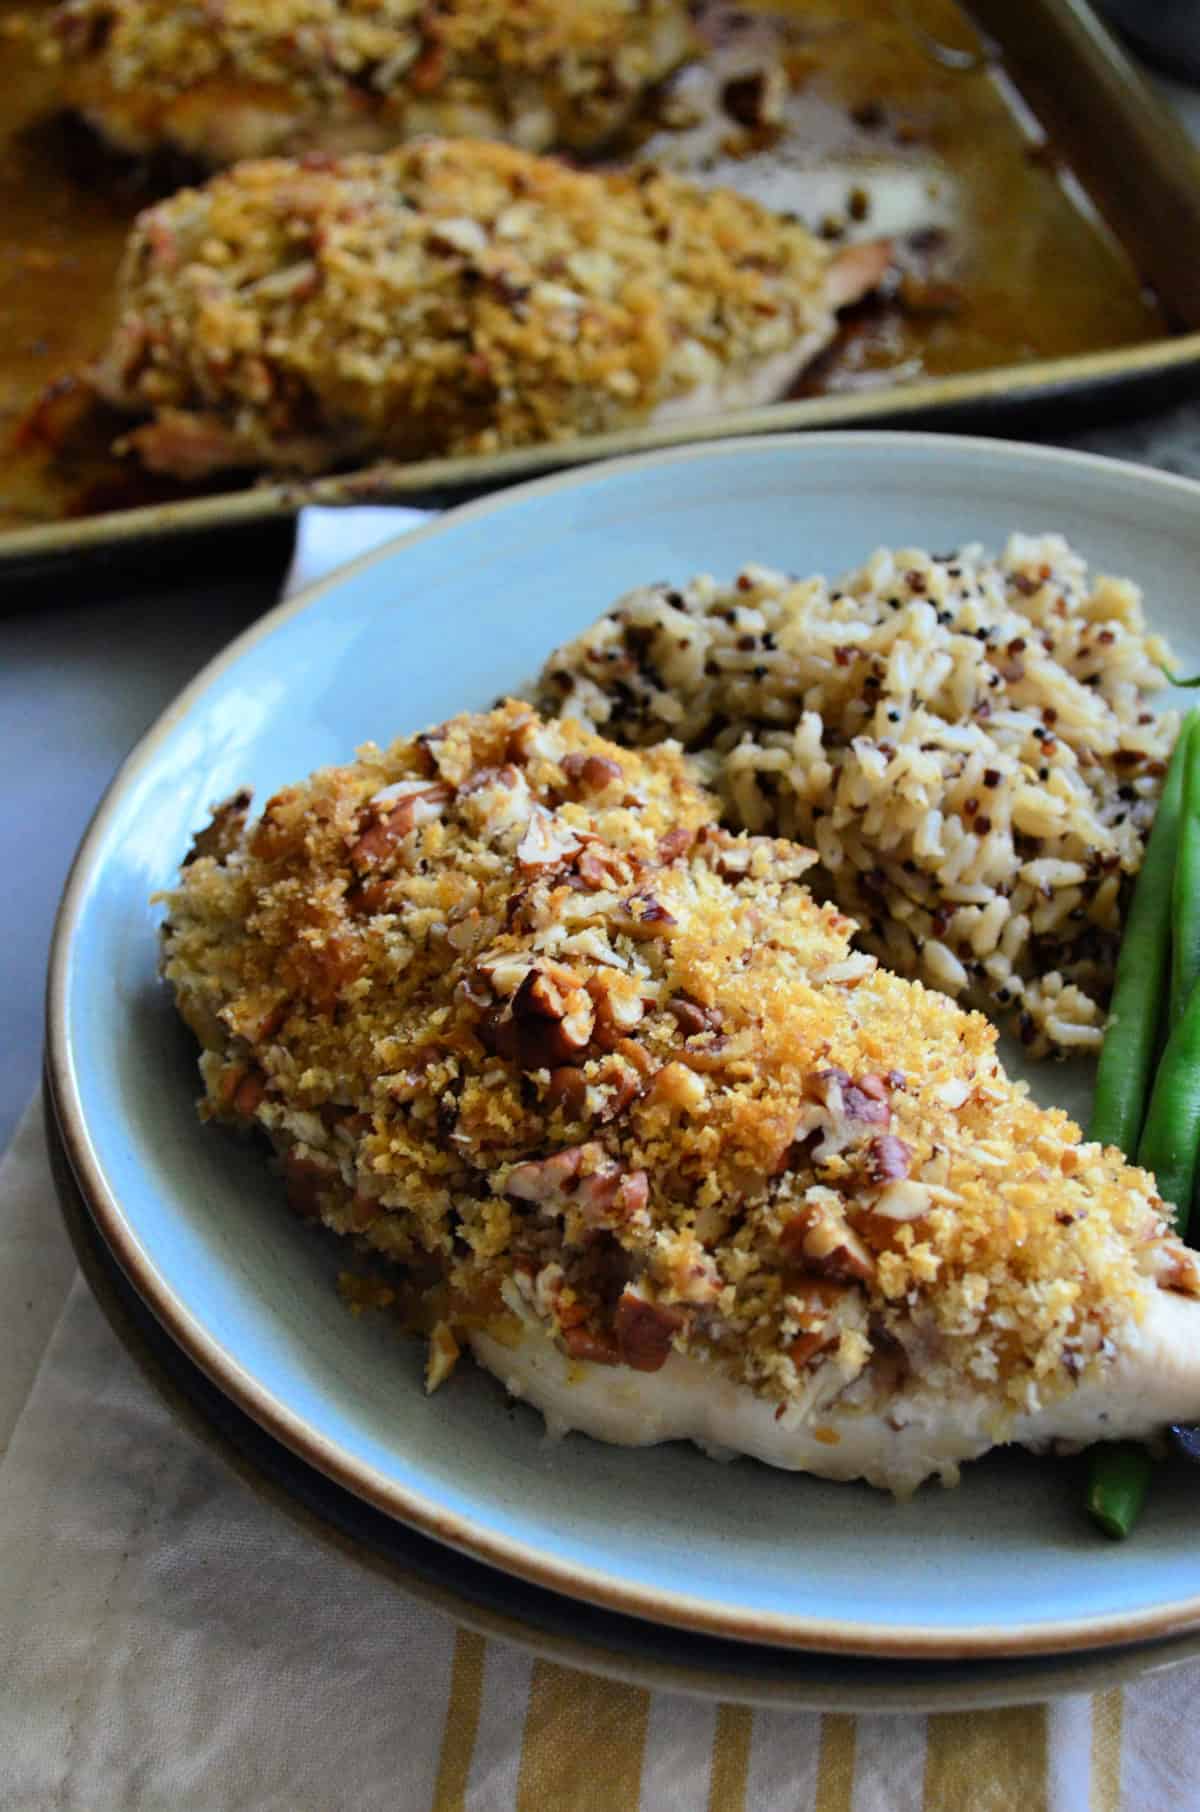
left=50, top=0, right=696, bottom=162
left=88, top=138, right=890, bottom=478
left=160, top=703, right=1200, bottom=1496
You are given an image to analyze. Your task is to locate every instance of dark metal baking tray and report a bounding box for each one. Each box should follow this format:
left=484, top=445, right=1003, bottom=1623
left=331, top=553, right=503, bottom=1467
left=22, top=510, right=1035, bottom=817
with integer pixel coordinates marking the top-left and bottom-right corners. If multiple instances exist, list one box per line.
left=1, top=0, right=1198, bottom=574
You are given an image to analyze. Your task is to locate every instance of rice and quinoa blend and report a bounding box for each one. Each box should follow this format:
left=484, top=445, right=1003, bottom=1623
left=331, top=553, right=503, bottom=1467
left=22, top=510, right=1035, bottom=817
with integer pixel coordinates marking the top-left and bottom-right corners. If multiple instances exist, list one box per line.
left=160, top=702, right=1198, bottom=1459
left=50, top=0, right=695, bottom=160
left=535, top=536, right=1178, bottom=1057
left=91, top=138, right=843, bottom=477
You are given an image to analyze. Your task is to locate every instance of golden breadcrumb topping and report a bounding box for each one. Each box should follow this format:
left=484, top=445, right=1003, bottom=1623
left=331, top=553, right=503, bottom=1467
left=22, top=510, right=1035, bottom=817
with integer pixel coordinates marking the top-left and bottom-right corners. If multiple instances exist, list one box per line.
left=90, top=138, right=836, bottom=474
left=160, top=703, right=1199, bottom=1429
left=51, top=0, right=695, bottom=157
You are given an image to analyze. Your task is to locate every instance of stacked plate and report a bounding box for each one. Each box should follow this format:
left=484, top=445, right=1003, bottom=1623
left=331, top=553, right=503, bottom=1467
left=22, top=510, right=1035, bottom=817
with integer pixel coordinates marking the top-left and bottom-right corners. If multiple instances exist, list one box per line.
left=44, top=432, right=1200, bottom=1709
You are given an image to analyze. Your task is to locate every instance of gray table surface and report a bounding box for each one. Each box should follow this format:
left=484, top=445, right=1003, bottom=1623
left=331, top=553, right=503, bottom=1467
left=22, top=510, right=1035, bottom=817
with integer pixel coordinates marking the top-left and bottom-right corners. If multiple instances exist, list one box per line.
left=5, top=65, right=1200, bottom=1156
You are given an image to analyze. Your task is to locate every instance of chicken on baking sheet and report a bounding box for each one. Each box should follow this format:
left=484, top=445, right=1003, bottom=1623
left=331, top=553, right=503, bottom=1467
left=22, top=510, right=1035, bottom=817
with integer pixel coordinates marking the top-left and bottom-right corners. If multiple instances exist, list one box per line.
left=87, top=137, right=890, bottom=481
left=47, top=0, right=697, bottom=163
left=160, top=702, right=1200, bottom=1497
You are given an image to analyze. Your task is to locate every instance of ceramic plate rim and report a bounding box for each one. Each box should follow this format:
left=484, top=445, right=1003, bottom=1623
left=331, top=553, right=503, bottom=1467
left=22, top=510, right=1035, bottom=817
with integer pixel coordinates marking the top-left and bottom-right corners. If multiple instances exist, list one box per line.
left=48, top=1076, right=1200, bottom=1710
left=45, top=430, right=1200, bottom=1660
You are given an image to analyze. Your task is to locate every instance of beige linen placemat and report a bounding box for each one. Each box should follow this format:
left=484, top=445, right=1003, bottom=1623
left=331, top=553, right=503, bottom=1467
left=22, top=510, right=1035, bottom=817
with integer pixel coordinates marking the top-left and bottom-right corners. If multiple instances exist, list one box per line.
left=0, top=1094, right=1179, bottom=1810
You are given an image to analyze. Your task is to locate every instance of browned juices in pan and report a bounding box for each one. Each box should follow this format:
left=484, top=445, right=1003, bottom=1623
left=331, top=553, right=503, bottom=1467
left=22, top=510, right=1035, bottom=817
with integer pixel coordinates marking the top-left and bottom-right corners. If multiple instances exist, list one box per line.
left=0, top=0, right=1165, bottom=533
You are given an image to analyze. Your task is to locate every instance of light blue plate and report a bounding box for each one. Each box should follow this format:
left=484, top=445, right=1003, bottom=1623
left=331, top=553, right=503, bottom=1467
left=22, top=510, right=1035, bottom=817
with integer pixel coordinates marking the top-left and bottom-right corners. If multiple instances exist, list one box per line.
left=47, top=432, right=1200, bottom=1658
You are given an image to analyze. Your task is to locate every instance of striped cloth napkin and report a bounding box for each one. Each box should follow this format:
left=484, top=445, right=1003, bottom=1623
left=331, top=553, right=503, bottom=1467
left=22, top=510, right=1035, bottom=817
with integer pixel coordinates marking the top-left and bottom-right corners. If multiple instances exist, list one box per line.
left=0, top=1098, right=1182, bottom=1809
left=0, top=510, right=1193, bottom=1809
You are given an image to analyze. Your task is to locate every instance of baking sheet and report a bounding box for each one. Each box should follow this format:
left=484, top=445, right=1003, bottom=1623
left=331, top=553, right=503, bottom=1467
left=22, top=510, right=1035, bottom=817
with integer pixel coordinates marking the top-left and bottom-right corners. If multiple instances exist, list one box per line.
left=0, top=0, right=1198, bottom=568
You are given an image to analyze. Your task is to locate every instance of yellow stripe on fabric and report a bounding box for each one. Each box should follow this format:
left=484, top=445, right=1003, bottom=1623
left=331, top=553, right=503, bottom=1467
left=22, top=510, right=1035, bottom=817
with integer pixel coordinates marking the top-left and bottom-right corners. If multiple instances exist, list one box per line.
left=923, top=1707, right=1048, bottom=1812
left=814, top=1713, right=856, bottom=1812
left=431, top=1628, right=487, bottom=1812
left=708, top=1704, right=754, bottom=1812
left=1090, top=1689, right=1124, bottom=1812
left=516, top=1661, right=650, bottom=1812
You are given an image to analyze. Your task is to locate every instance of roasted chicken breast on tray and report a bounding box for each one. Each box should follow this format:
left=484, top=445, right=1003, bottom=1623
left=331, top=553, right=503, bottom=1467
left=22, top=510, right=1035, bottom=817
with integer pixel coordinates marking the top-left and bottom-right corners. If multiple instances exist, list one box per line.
left=161, top=703, right=1200, bottom=1496
left=49, top=0, right=697, bottom=163
left=87, top=138, right=890, bottom=479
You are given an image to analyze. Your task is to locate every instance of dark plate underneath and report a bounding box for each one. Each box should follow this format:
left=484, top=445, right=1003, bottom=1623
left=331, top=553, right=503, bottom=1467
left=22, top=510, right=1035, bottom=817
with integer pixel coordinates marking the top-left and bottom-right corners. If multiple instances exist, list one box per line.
left=43, top=1077, right=1200, bottom=1709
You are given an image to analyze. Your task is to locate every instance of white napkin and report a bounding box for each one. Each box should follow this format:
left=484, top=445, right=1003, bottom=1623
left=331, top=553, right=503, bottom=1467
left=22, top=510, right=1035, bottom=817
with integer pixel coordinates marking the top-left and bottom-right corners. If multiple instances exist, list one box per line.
left=2, top=506, right=1197, bottom=1811
left=284, top=505, right=434, bottom=595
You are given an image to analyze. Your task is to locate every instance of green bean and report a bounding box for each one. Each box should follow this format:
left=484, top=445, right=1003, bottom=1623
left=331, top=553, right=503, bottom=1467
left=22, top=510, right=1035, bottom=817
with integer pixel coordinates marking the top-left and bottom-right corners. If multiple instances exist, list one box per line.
left=1086, top=1442, right=1152, bottom=1540
left=1089, top=976, right=1200, bottom=1532
left=1136, top=974, right=1200, bottom=1238
left=1084, top=716, right=1195, bottom=1539
left=1089, top=715, right=1193, bottom=1152
left=1172, top=717, right=1200, bottom=1029
left=1084, top=979, right=1200, bottom=1542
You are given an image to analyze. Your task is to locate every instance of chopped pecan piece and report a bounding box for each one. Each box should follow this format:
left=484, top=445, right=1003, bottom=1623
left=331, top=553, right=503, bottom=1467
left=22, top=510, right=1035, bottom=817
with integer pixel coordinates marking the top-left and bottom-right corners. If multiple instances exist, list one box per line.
left=282, top=1152, right=334, bottom=1220
left=232, top=1070, right=267, bottom=1118
left=586, top=969, right=645, bottom=1038
left=477, top=1003, right=520, bottom=1061
left=614, top=1036, right=659, bottom=1082
left=865, top=1135, right=913, bottom=1183
left=503, top=1143, right=646, bottom=1228
left=666, top=994, right=722, bottom=1038
left=780, top=1205, right=875, bottom=1284
left=1150, top=1242, right=1200, bottom=1296
left=506, top=718, right=550, bottom=765
left=459, top=762, right=523, bottom=797
left=785, top=1279, right=850, bottom=1367
left=544, top=1065, right=589, bottom=1117
left=414, top=729, right=447, bottom=776
left=615, top=892, right=677, bottom=938
left=721, top=64, right=787, bottom=129
left=511, top=962, right=595, bottom=1064
left=842, top=1075, right=891, bottom=1122
left=657, top=826, right=697, bottom=864
left=183, top=790, right=252, bottom=867
left=615, top=1289, right=683, bottom=1372
left=813, top=1067, right=891, bottom=1124
left=562, top=1324, right=621, bottom=1365
left=788, top=1327, right=836, bottom=1366
left=505, top=1145, right=586, bottom=1202
left=561, top=752, right=624, bottom=793
left=350, top=783, right=451, bottom=871
left=575, top=842, right=635, bottom=890
left=868, top=1179, right=931, bottom=1221
left=573, top=1156, right=649, bottom=1225
left=252, top=997, right=290, bottom=1042
left=516, top=805, right=581, bottom=870
left=591, top=1054, right=645, bottom=1123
